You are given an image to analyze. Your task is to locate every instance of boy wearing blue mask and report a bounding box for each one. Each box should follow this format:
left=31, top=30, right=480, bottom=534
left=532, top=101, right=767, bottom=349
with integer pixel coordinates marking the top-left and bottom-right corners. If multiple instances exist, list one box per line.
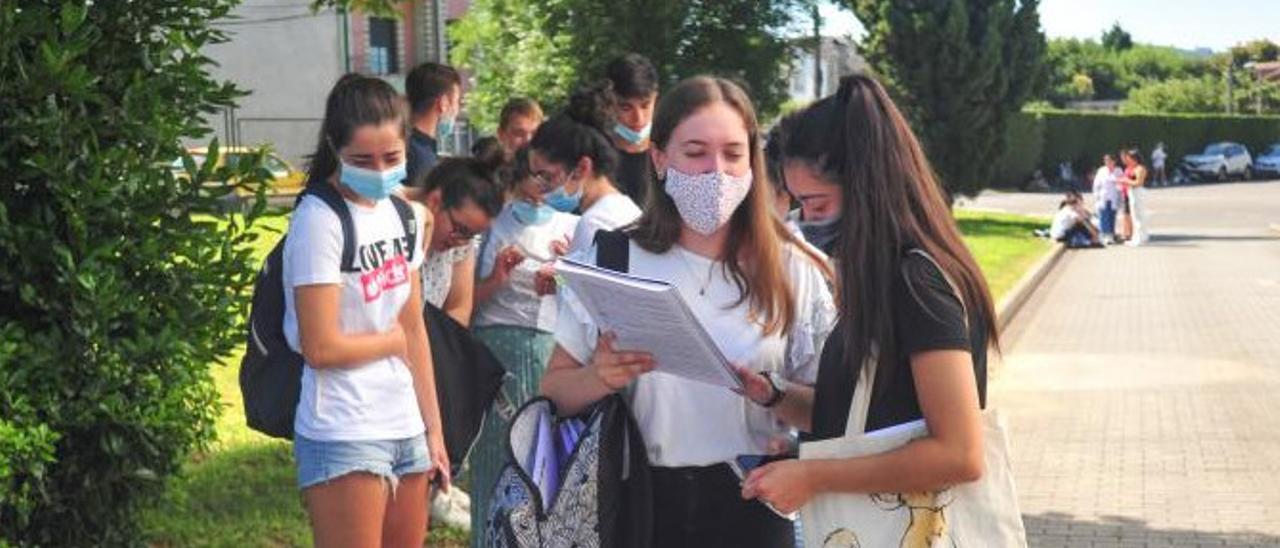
left=605, top=53, right=660, bottom=208
left=405, top=62, right=463, bottom=186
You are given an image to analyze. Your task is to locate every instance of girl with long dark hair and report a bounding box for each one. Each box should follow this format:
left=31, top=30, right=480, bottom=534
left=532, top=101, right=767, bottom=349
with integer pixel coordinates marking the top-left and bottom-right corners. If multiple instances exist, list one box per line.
left=286, top=74, right=447, bottom=546
left=736, top=75, right=999, bottom=514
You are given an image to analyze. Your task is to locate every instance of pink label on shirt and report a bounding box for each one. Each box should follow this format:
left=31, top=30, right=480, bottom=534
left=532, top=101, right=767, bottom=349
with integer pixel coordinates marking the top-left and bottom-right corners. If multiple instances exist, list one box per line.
left=361, top=254, right=409, bottom=302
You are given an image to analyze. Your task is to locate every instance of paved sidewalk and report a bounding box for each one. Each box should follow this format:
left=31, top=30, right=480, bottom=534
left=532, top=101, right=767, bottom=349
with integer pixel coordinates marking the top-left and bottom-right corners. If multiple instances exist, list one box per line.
left=984, top=181, right=1280, bottom=547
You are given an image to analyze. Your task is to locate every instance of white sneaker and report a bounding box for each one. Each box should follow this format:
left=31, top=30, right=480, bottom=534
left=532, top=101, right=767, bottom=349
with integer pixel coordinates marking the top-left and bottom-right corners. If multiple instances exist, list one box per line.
left=430, top=487, right=472, bottom=532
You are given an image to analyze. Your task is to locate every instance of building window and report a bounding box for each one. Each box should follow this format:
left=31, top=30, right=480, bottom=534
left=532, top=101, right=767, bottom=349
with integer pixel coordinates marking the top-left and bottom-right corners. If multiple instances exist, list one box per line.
left=368, top=17, right=399, bottom=75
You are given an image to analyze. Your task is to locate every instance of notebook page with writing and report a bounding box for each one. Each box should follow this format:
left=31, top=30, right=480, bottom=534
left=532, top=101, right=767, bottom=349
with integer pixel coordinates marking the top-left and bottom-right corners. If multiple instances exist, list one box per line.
left=556, top=257, right=743, bottom=390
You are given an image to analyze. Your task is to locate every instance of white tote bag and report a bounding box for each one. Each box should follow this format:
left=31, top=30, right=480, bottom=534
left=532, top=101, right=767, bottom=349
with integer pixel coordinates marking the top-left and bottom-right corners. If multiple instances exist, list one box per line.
left=798, top=250, right=1028, bottom=548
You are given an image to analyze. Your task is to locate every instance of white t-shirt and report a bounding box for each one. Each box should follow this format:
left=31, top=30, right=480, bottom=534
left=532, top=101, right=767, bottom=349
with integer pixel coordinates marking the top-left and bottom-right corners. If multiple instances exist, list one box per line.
left=556, top=241, right=838, bottom=467
left=283, top=194, right=428, bottom=441
left=473, top=203, right=580, bottom=332
left=1049, top=207, right=1080, bottom=241
left=1152, top=148, right=1166, bottom=168
left=567, top=193, right=642, bottom=255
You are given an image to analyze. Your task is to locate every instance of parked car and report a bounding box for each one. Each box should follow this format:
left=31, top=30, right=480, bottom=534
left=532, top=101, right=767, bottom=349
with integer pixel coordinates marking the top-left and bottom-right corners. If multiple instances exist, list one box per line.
left=1180, top=142, right=1253, bottom=182
left=171, top=147, right=306, bottom=205
left=1253, top=143, right=1280, bottom=180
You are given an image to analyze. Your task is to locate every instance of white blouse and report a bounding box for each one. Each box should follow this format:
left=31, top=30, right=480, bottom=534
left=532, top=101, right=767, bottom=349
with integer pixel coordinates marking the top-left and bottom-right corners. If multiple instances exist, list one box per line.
left=556, top=241, right=837, bottom=467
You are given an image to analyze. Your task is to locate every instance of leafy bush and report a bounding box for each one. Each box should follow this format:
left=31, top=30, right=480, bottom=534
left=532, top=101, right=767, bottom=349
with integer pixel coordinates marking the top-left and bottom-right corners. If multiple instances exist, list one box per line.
left=0, top=1, right=269, bottom=544
left=990, top=109, right=1280, bottom=187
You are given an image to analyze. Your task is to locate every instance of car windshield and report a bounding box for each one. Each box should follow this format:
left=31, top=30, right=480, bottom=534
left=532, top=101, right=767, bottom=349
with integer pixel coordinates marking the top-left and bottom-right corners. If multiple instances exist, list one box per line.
left=1265, top=145, right=1280, bottom=156
left=1203, top=144, right=1229, bottom=155
left=264, top=156, right=289, bottom=175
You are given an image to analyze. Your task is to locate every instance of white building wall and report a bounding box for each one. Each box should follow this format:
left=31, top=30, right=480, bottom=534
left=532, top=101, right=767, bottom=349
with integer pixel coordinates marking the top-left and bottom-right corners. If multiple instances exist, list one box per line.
left=199, top=1, right=348, bottom=165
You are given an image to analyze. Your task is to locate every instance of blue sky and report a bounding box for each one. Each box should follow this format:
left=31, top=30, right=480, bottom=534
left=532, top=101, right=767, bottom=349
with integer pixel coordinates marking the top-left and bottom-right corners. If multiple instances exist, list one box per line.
left=819, top=0, right=1280, bottom=52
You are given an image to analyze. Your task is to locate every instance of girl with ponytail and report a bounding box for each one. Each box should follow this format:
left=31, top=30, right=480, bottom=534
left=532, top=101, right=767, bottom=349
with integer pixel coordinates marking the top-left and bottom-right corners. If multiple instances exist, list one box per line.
left=528, top=81, right=643, bottom=255
left=735, top=75, right=999, bottom=516
left=287, top=74, right=447, bottom=546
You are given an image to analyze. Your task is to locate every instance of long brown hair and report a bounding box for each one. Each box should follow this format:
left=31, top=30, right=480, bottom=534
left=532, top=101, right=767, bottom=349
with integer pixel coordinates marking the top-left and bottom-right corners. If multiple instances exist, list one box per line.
left=631, top=76, right=830, bottom=336
left=306, top=74, right=407, bottom=188
left=782, top=75, right=999, bottom=393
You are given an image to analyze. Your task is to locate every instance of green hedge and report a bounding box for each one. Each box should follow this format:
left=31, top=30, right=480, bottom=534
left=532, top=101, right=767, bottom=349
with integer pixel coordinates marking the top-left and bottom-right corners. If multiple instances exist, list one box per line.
left=993, top=110, right=1280, bottom=187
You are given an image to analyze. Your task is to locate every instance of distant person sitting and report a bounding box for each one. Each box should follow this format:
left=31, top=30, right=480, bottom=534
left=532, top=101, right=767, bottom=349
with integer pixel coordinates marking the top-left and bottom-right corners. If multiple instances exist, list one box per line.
left=1050, top=191, right=1101, bottom=248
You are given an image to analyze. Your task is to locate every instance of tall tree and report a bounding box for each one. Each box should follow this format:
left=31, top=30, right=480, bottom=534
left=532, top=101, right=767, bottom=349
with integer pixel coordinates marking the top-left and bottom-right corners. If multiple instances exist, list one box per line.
left=1101, top=22, right=1133, bottom=51
left=450, top=0, right=802, bottom=132
left=851, top=0, right=1047, bottom=196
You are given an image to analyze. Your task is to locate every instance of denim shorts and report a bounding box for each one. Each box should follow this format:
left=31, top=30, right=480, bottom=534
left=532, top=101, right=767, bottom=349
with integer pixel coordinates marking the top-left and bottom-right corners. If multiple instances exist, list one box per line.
left=293, top=433, right=431, bottom=491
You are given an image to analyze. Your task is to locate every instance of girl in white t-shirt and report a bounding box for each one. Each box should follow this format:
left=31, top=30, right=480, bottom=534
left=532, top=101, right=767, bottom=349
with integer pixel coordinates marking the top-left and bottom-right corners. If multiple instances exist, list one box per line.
left=526, top=82, right=643, bottom=255
left=282, top=74, right=447, bottom=547
left=466, top=148, right=579, bottom=539
left=540, top=76, right=836, bottom=547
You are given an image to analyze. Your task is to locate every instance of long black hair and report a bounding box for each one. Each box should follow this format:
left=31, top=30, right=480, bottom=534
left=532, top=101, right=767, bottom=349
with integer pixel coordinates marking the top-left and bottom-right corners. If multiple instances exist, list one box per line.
left=782, top=75, right=999, bottom=397
left=528, top=81, right=619, bottom=178
left=604, top=53, right=659, bottom=99
left=305, top=74, right=407, bottom=187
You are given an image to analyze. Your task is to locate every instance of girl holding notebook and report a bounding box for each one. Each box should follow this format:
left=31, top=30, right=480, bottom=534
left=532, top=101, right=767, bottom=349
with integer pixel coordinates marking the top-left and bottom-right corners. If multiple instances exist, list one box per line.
left=540, top=76, right=836, bottom=547
left=735, top=76, right=998, bottom=515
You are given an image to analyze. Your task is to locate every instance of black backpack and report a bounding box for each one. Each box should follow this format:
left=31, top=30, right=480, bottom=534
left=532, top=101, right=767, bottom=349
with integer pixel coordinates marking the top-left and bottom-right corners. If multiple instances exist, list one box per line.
left=239, top=183, right=417, bottom=439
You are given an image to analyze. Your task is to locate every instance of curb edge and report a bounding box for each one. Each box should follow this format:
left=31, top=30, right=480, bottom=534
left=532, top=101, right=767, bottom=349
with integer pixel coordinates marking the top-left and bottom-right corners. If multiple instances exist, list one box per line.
left=995, top=242, right=1067, bottom=333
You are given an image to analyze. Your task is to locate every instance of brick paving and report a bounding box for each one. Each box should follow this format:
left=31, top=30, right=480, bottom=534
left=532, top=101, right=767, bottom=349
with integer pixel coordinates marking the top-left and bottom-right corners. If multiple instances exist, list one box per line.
left=976, top=181, right=1280, bottom=547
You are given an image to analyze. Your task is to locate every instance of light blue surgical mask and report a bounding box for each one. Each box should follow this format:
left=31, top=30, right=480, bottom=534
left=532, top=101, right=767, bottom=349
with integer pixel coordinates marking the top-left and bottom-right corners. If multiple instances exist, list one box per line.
left=614, top=122, right=651, bottom=146
left=543, top=171, right=583, bottom=213
left=511, top=200, right=554, bottom=225
left=437, top=113, right=456, bottom=139
left=339, top=161, right=405, bottom=201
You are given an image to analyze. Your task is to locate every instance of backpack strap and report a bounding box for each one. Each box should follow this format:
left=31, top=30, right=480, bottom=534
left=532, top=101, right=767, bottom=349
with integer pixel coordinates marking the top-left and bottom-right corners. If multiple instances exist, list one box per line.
left=304, top=183, right=359, bottom=272
left=593, top=229, right=630, bottom=273
left=388, top=194, right=418, bottom=264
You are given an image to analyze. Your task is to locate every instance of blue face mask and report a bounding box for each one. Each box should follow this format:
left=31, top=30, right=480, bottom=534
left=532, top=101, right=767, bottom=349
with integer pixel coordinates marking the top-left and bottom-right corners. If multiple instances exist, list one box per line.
left=340, top=161, right=405, bottom=201
left=511, top=199, right=554, bottom=225
left=614, top=122, right=651, bottom=146
left=799, top=214, right=841, bottom=254
left=437, top=113, right=456, bottom=139
left=543, top=171, right=583, bottom=213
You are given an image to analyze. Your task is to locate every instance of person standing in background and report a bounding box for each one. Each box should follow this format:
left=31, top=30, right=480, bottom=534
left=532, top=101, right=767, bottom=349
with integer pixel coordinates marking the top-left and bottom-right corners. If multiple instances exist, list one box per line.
left=467, top=148, right=579, bottom=545
left=495, top=97, right=544, bottom=156
left=528, top=83, right=642, bottom=256
left=1092, top=154, right=1121, bottom=245
left=604, top=53, right=660, bottom=207
left=1120, top=148, right=1150, bottom=246
left=1151, top=142, right=1167, bottom=187
left=405, top=62, right=463, bottom=186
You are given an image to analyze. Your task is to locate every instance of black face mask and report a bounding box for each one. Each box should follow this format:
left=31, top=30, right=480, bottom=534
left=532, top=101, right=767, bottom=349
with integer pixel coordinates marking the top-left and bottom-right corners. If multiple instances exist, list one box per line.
left=799, top=214, right=841, bottom=254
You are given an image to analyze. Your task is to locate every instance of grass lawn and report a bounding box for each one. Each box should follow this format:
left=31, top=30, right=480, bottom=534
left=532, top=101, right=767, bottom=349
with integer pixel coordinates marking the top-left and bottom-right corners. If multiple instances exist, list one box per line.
left=140, top=213, right=467, bottom=547
left=955, top=210, right=1054, bottom=301
left=141, top=209, right=1051, bottom=547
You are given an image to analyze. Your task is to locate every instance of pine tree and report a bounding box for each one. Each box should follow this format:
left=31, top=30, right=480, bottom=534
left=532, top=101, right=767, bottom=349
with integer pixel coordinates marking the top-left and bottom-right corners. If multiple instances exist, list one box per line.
left=851, top=0, right=1047, bottom=196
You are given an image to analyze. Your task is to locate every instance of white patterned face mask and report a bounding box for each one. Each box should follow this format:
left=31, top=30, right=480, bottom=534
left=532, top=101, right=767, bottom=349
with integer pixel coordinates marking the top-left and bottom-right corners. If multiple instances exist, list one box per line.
left=663, top=167, right=754, bottom=235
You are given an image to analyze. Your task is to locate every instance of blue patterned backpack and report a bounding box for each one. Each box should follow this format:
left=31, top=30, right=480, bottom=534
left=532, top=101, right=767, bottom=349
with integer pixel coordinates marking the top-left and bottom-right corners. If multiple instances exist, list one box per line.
left=482, top=394, right=652, bottom=548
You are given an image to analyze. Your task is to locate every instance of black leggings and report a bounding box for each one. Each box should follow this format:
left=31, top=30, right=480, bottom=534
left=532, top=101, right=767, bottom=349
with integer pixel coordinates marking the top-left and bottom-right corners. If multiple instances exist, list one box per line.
left=651, top=463, right=795, bottom=548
